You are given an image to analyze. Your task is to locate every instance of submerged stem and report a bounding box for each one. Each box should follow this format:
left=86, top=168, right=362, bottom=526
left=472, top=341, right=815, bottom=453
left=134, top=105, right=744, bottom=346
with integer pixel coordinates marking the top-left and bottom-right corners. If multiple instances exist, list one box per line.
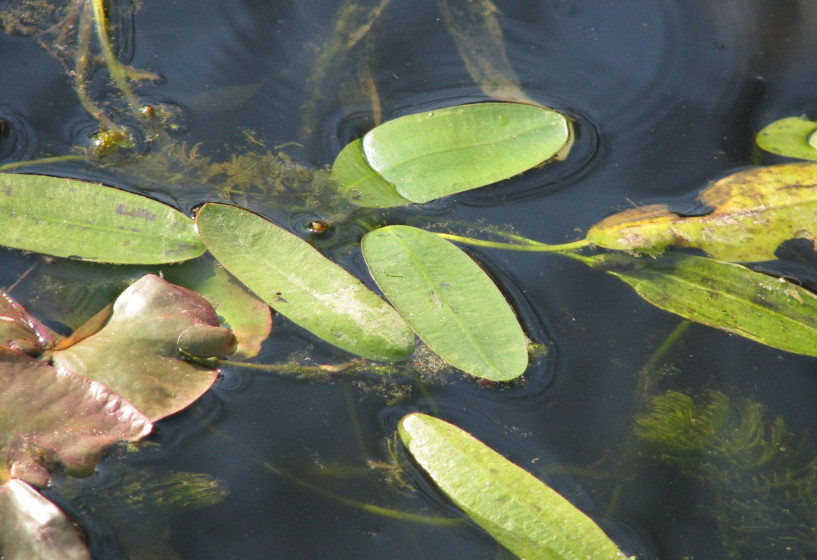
left=90, top=0, right=143, bottom=116
left=0, top=155, right=88, bottom=172
left=75, top=0, right=123, bottom=133
left=204, top=421, right=461, bottom=527
left=435, top=232, right=590, bottom=253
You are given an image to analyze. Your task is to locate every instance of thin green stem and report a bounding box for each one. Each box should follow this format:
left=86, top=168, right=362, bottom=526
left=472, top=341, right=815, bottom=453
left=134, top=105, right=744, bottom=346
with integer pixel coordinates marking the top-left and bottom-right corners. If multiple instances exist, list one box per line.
left=0, top=155, right=88, bottom=172
left=435, top=232, right=590, bottom=253
left=90, top=0, right=144, bottom=116
left=181, top=353, right=401, bottom=379
left=203, top=420, right=461, bottom=528
left=75, top=0, right=123, bottom=133
left=634, top=320, right=692, bottom=411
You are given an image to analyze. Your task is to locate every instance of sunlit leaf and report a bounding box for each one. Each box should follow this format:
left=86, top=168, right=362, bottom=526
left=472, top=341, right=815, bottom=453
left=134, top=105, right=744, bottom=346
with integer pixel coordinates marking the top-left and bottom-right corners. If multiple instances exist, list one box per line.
left=332, top=138, right=411, bottom=208
left=0, top=173, right=204, bottom=264
left=593, top=252, right=817, bottom=356
left=0, top=347, right=152, bottom=485
left=756, top=117, right=817, bottom=161
left=586, top=163, right=817, bottom=262
left=196, top=203, right=415, bottom=362
left=162, top=256, right=272, bottom=360
left=51, top=274, right=231, bottom=421
left=362, top=225, right=527, bottom=380
left=18, top=255, right=271, bottom=359
left=399, top=413, right=626, bottom=559
left=356, top=102, right=569, bottom=203
left=0, top=479, right=91, bottom=560
left=0, top=290, right=56, bottom=356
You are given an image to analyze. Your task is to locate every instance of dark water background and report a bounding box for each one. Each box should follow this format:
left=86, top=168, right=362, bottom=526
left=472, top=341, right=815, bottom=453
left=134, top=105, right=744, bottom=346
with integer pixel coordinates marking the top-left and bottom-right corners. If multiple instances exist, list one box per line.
left=3, top=0, right=817, bottom=558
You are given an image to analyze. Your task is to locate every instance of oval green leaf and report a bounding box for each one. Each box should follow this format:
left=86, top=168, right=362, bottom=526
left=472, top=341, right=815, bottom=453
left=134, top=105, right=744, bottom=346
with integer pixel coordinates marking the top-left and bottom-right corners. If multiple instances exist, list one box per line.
left=0, top=173, right=204, bottom=264
left=361, top=102, right=569, bottom=203
left=399, top=413, right=626, bottom=560
left=331, top=138, right=411, bottom=208
left=195, top=203, right=415, bottom=362
left=756, top=117, right=817, bottom=161
left=362, top=225, right=527, bottom=381
left=586, top=163, right=817, bottom=262
left=594, top=252, right=817, bottom=356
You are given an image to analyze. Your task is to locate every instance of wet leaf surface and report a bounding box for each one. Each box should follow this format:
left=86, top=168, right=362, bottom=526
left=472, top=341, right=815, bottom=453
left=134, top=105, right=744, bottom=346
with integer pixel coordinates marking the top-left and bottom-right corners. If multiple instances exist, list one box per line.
left=587, top=163, right=817, bottom=262
left=50, top=274, right=229, bottom=421
left=593, top=252, right=817, bottom=356
left=196, top=203, right=415, bottom=362
left=362, top=103, right=569, bottom=203
left=0, top=173, right=204, bottom=264
left=362, top=225, right=527, bottom=380
left=331, top=138, right=411, bottom=208
left=0, top=290, right=56, bottom=356
left=0, top=479, right=91, bottom=560
left=399, top=413, right=626, bottom=560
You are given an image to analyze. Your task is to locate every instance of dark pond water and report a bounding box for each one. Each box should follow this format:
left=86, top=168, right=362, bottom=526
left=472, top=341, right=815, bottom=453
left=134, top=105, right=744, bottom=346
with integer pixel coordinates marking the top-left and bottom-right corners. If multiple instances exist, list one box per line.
left=3, top=0, right=817, bottom=558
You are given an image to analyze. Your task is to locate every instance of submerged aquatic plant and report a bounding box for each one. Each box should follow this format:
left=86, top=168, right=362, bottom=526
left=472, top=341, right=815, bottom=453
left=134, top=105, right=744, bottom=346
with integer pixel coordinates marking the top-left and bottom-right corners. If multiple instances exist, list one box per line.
left=636, top=390, right=817, bottom=558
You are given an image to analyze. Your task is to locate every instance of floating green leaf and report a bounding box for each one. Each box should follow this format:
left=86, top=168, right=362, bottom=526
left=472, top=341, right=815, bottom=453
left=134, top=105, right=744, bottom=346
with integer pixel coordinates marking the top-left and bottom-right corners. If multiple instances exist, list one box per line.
left=593, top=252, right=817, bottom=356
left=756, top=117, right=817, bottom=161
left=334, top=102, right=569, bottom=204
left=0, top=479, right=91, bottom=560
left=362, top=225, right=527, bottom=381
left=51, top=274, right=231, bottom=421
left=332, top=138, right=411, bottom=208
left=399, top=413, right=626, bottom=559
left=195, top=203, right=415, bottom=362
left=0, top=173, right=204, bottom=264
left=586, top=163, right=817, bottom=262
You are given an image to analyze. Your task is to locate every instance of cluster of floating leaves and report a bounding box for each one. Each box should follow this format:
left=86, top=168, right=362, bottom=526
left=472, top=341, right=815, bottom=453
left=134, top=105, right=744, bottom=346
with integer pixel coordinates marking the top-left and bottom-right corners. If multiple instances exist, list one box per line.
left=3, top=0, right=817, bottom=556
left=0, top=274, right=239, bottom=557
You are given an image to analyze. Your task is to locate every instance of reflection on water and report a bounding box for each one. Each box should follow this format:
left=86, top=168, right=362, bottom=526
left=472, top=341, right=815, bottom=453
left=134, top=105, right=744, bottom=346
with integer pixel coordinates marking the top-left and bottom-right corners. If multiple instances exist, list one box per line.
left=2, top=0, right=817, bottom=558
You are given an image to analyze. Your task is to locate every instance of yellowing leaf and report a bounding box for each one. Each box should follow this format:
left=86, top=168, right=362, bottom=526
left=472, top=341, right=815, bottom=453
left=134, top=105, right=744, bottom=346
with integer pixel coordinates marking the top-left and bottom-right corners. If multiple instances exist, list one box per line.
left=756, top=117, right=817, bottom=161
left=586, top=163, right=817, bottom=262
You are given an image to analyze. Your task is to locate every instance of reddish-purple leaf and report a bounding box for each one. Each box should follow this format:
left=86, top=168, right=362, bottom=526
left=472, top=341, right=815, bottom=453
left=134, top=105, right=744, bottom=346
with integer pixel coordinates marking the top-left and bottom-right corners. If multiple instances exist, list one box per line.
left=0, top=479, right=92, bottom=560
left=0, top=347, right=152, bottom=485
left=51, top=275, right=233, bottom=421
